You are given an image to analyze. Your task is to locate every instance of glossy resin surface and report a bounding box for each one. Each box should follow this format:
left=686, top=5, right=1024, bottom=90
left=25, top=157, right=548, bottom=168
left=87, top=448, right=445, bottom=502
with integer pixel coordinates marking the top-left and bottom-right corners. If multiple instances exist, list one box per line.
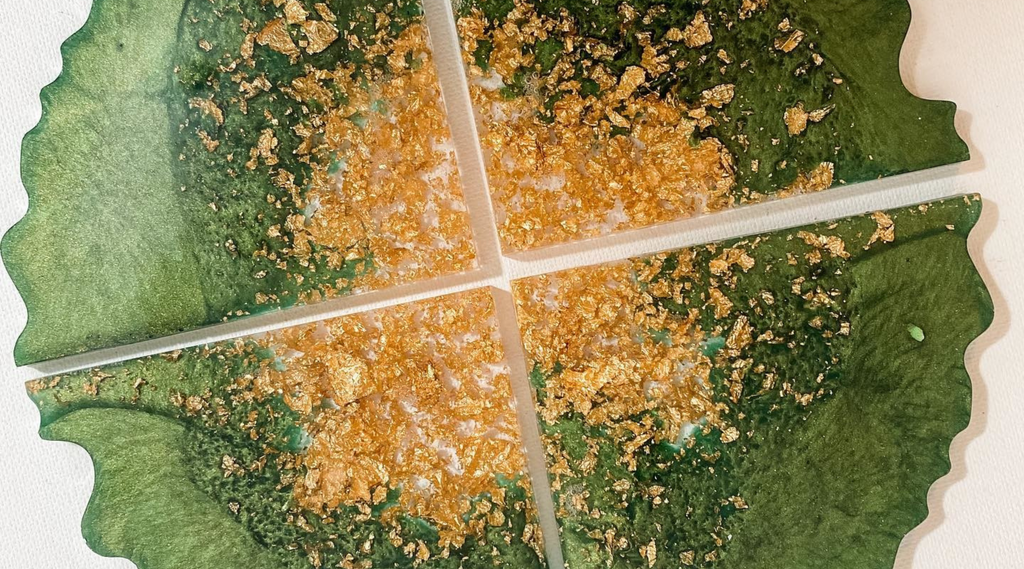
left=456, top=0, right=969, bottom=250
left=513, top=196, right=991, bottom=568
left=3, top=0, right=476, bottom=364
left=2, top=1, right=994, bottom=568
left=26, top=197, right=992, bottom=569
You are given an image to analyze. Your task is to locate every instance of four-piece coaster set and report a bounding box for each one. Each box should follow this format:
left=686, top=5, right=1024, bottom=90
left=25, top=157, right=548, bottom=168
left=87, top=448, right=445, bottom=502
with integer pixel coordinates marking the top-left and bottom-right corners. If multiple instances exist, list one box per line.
left=0, top=0, right=993, bottom=568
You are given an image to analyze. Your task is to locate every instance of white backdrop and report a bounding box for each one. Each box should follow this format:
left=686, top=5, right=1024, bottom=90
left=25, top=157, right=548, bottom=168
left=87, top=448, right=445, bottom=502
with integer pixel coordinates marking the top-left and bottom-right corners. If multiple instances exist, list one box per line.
left=1, top=0, right=1023, bottom=567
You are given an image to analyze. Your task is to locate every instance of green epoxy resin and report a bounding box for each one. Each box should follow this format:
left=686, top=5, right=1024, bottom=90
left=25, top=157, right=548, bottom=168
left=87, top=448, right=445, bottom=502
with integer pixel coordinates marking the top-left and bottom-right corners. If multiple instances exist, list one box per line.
left=515, top=196, right=991, bottom=568
left=29, top=334, right=546, bottom=568
left=456, top=0, right=969, bottom=249
left=463, top=0, right=969, bottom=190
left=2, top=0, right=474, bottom=364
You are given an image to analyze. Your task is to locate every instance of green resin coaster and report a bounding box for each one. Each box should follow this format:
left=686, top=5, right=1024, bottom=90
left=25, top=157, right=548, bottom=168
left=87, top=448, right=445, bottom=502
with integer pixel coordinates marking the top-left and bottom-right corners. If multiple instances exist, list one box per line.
left=2, top=0, right=476, bottom=365
left=27, top=289, right=545, bottom=569
left=455, top=0, right=969, bottom=250
left=512, top=196, right=991, bottom=568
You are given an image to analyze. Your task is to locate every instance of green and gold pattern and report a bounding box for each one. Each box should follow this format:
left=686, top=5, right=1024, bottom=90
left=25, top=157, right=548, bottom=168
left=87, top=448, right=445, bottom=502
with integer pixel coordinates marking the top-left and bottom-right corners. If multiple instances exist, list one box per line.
left=28, top=290, right=545, bottom=569
left=2, top=0, right=476, bottom=364
left=513, top=196, right=991, bottom=568
left=1, top=1, right=993, bottom=568
left=456, top=0, right=968, bottom=249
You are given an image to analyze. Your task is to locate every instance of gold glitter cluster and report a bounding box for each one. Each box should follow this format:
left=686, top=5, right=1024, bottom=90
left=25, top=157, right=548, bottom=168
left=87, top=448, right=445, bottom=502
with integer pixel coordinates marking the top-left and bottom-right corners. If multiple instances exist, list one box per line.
left=196, top=2, right=476, bottom=303
left=511, top=219, right=872, bottom=475
left=276, top=23, right=477, bottom=297
left=512, top=259, right=720, bottom=474
left=458, top=1, right=836, bottom=251
left=255, top=289, right=533, bottom=547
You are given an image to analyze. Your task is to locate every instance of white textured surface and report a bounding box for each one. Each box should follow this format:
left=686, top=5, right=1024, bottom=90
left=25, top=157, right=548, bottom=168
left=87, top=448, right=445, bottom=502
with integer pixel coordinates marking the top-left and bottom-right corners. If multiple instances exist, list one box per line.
left=1, top=0, right=1023, bottom=567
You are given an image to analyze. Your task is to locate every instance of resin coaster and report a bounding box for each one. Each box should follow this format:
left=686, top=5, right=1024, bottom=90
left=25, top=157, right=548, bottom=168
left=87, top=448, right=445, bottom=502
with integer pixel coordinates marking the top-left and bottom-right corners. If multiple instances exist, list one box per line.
left=27, top=290, right=545, bottom=569
left=455, top=0, right=969, bottom=251
left=512, top=196, right=991, bottom=568
left=2, top=0, right=476, bottom=364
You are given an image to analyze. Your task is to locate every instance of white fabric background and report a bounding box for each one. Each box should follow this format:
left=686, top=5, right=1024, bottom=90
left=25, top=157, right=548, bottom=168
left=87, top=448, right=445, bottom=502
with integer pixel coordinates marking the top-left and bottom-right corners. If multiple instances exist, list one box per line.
left=1, top=0, right=1022, bottom=567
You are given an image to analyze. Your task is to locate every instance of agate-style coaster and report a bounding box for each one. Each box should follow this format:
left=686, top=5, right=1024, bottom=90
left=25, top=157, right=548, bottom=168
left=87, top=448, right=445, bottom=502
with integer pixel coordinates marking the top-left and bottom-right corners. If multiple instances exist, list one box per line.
left=455, top=0, right=969, bottom=250
left=2, top=0, right=476, bottom=364
left=29, top=290, right=547, bottom=569
left=513, top=196, right=991, bottom=568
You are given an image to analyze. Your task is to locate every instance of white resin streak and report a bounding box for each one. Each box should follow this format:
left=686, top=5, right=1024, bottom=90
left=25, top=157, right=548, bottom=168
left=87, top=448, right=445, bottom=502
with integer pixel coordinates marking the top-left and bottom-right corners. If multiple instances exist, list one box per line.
left=3, top=0, right=1024, bottom=569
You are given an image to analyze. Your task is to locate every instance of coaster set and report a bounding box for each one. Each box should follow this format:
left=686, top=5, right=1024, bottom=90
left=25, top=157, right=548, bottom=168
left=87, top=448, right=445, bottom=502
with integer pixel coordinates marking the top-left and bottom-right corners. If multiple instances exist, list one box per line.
left=2, top=1, right=991, bottom=568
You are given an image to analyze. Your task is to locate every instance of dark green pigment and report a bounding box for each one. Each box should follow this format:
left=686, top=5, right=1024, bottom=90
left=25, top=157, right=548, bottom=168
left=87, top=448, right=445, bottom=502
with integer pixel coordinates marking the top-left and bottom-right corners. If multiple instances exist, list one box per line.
left=532, top=197, right=991, bottom=568
left=30, top=345, right=545, bottom=569
left=458, top=0, right=968, bottom=199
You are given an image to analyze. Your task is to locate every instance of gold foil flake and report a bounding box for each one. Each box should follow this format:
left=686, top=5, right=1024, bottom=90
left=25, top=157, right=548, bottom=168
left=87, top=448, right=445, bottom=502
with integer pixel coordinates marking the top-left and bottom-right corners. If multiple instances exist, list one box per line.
left=26, top=377, right=54, bottom=394
left=739, top=0, right=769, bottom=19
left=640, top=539, right=658, bottom=567
left=683, top=12, right=713, bottom=48
left=775, top=29, right=806, bottom=53
left=618, top=3, right=639, bottom=23
left=784, top=104, right=809, bottom=136
left=708, top=288, right=733, bottom=318
left=700, top=84, right=735, bottom=108
left=784, top=103, right=835, bottom=135
left=866, top=211, right=895, bottom=248
left=197, top=130, right=219, bottom=153
left=189, top=97, right=225, bottom=125
left=283, top=0, right=309, bottom=25
left=513, top=262, right=717, bottom=452
left=612, top=66, right=647, bottom=101
left=641, top=45, right=671, bottom=76
left=314, top=3, right=337, bottom=22
left=246, top=128, right=279, bottom=170
left=776, top=162, right=835, bottom=198
left=725, top=316, right=753, bottom=351
left=257, top=290, right=529, bottom=547
left=240, top=32, right=256, bottom=60
left=257, top=18, right=300, bottom=59
left=796, top=230, right=850, bottom=259
left=720, top=427, right=740, bottom=443
left=729, top=495, right=749, bottom=509
left=302, top=20, right=338, bottom=54
left=709, top=248, right=755, bottom=276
